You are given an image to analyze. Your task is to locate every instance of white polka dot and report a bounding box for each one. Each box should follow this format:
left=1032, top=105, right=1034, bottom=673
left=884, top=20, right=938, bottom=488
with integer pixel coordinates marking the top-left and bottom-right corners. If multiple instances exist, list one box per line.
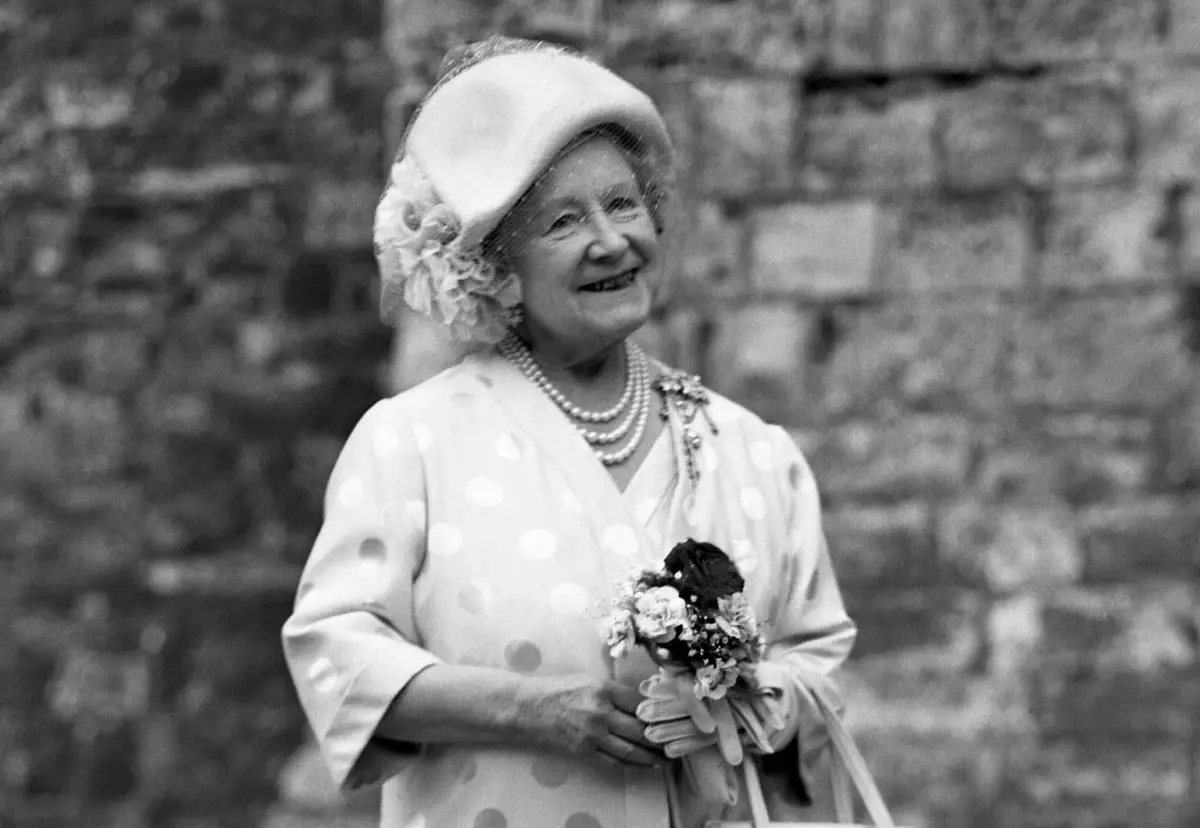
left=732, top=539, right=759, bottom=574
left=337, top=478, right=364, bottom=509
left=412, top=422, right=434, bottom=452
left=740, top=487, right=766, bottom=520
left=428, top=523, right=462, bottom=557
left=465, top=476, right=504, bottom=506
left=635, top=498, right=658, bottom=524
left=549, top=582, right=590, bottom=617
left=496, top=434, right=521, bottom=460
left=749, top=441, right=774, bottom=471
left=561, top=489, right=584, bottom=513
left=519, top=529, right=558, bottom=560
left=402, top=500, right=426, bottom=531
left=458, top=580, right=493, bottom=614
left=307, top=657, right=338, bottom=694
left=374, top=426, right=401, bottom=458
left=701, top=442, right=719, bottom=472
left=603, top=525, right=639, bottom=557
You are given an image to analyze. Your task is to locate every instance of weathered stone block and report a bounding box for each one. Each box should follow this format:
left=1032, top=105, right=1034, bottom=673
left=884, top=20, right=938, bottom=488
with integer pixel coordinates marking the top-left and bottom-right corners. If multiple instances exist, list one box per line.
left=1182, top=189, right=1200, bottom=280
left=1041, top=187, right=1173, bottom=288
left=609, top=0, right=826, bottom=74
left=1162, top=394, right=1200, bottom=488
left=800, top=93, right=937, bottom=193
left=880, top=0, right=990, bottom=70
left=78, top=329, right=151, bottom=393
left=693, top=78, right=798, bottom=198
left=1170, top=0, right=1200, bottom=54
left=1006, top=742, right=1192, bottom=822
left=824, top=501, right=935, bottom=588
left=841, top=587, right=983, bottom=662
left=750, top=200, right=880, bottom=299
left=801, top=416, right=975, bottom=501
left=820, top=296, right=1008, bottom=418
left=938, top=500, right=1083, bottom=593
left=707, top=303, right=820, bottom=426
left=49, top=649, right=151, bottom=722
left=1044, top=582, right=1196, bottom=676
left=881, top=191, right=1029, bottom=293
left=1080, top=498, right=1200, bottom=579
left=495, top=0, right=599, bottom=45
left=941, top=71, right=1130, bottom=189
left=661, top=201, right=747, bottom=303
left=632, top=308, right=706, bottom=376
left=384, top=0, right=487, bottom=72
left=1139, top=63, right=1200, bottom=183
left=990, top=0, right=1162, bottom=64
left=977, top=415, right=1155, bottom=505
left=43, top=71, right=134, bottom=130
left=303, top=179, right=377, bottom=250
left=988, top=594, right=1043, bottom=677
left=826, top=0, right=877, bottom=71
left=1011, top=295, right=1193, bottom=409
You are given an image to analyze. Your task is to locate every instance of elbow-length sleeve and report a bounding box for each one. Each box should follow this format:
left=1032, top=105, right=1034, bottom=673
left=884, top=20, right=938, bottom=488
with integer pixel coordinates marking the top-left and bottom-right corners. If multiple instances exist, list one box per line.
left=282, top=399, right=440, bottom=792
left=756, top=425, right=857, bottom=804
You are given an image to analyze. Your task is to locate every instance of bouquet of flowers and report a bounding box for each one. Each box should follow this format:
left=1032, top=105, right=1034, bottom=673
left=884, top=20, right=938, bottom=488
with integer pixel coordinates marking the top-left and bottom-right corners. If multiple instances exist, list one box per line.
left=605, top=539, right=786, bottom=804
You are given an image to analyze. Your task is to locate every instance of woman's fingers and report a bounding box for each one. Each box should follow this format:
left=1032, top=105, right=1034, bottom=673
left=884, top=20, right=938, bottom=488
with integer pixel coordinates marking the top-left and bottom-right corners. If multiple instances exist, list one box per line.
left=609, top=682, right=649, bottom=714
left=598, top=735, right=666, bottom=767
left=669, top=676, right=716, bottom=734
left=636, top=696, right=688, bottom=723
left=711, top=699, right=743, bottom=765
left=644, top=718, right=703, bottom=744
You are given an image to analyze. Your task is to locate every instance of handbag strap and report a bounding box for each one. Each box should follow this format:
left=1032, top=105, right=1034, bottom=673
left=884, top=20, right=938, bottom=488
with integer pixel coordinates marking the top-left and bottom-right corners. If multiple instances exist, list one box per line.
left=738, top=686, right=897, bottom=827
left=809, top=686, right=896, bottom=828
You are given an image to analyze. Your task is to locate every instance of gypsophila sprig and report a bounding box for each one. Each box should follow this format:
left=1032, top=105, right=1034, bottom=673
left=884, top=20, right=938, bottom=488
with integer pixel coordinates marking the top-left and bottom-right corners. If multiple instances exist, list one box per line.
left=605, top=539, right=764, bottom=701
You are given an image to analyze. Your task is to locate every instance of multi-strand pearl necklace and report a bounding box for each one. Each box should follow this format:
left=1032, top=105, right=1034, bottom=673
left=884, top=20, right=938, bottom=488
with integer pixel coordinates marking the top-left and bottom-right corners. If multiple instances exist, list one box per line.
left=499, top=333, right=651, bottom=466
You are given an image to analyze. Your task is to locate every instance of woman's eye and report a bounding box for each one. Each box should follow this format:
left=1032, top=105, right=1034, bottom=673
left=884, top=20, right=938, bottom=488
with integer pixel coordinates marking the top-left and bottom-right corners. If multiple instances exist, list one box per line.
left=608, top=196, right=639, bottom=212
left=547, top=213, right=579, bottom=233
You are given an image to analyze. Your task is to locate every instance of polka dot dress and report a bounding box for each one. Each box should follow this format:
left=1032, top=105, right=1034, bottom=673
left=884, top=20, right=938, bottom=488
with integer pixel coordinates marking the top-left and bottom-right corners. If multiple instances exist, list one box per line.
left=283, top=352, right=856, bottom=828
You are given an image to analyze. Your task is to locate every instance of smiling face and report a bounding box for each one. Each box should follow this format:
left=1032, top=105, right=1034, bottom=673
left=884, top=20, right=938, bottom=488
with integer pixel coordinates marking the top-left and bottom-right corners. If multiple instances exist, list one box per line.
left=497, top=134, right=662, bottom=366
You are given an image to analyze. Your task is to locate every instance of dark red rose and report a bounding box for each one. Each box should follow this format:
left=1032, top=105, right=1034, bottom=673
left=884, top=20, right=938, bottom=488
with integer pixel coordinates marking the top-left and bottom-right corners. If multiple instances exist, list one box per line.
left=663, top=538, right=744, bottom=606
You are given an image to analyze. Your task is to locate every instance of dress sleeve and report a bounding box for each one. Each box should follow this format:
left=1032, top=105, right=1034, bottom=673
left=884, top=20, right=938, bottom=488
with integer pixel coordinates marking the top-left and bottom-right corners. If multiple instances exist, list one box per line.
left=281, top=399, right=441, bottom=792
left=756, top=425, right=857, bottom=805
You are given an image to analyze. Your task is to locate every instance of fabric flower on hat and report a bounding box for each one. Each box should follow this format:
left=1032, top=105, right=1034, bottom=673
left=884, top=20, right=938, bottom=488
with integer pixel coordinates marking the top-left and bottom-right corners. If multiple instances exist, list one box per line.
left=375, top=155, right=520, bottom=342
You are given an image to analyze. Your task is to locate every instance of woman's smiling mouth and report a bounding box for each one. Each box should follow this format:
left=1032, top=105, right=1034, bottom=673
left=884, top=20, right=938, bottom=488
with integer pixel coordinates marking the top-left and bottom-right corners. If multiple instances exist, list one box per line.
left=580, top=269, right=638, bottom=292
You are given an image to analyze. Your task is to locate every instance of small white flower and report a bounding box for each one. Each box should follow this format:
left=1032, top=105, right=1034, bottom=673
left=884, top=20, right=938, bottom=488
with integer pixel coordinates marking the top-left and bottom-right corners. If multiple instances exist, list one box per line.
left=633, top=586, right=688, bottom=644
left=605, top=608, right=636, bottom=659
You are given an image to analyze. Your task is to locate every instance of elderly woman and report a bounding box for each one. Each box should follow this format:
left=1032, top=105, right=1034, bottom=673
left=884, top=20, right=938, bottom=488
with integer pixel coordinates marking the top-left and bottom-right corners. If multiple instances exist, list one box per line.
left=283, top=36, right=856, bottom=828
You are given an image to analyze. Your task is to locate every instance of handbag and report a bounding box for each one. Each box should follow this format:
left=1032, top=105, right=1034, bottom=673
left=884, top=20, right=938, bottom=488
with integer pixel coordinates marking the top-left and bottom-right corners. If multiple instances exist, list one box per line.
left=705, top=684, right=908, bottom=828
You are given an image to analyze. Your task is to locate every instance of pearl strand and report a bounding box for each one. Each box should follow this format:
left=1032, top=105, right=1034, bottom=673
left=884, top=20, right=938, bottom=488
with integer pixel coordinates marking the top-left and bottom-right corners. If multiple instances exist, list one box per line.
left=591, top=372, right=651, bottom=466
left=499, top=334, right=652, bottom=466
left=575, top=349, right=647, bottom=446
left=498, top=335, right=634, bottom=423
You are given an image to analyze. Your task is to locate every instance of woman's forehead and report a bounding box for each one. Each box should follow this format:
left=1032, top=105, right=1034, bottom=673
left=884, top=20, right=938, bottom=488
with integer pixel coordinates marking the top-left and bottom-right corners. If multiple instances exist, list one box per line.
left=530, top=137, right=639, bottom=205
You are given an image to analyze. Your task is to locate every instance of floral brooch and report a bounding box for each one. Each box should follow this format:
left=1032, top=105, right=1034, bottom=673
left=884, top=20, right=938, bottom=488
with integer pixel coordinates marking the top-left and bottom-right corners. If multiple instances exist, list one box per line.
left=652, top=370, right=718, bottom=486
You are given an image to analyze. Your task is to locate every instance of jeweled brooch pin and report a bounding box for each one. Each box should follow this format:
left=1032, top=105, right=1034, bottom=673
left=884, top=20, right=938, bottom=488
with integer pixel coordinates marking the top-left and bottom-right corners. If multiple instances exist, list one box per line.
left=652, top=370, right=718, bottom=486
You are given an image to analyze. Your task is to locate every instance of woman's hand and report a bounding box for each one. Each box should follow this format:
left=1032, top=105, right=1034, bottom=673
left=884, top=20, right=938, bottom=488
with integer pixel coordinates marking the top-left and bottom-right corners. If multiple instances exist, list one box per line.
left=517, top=675, right=668, bottom=768
left=636, top=669, right=789, bottom=763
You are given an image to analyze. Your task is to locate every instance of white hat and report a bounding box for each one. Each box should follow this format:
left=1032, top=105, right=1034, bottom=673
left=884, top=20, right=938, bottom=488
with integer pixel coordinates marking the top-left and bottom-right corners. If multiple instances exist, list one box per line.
left=373, top=37, right=675, bottom=342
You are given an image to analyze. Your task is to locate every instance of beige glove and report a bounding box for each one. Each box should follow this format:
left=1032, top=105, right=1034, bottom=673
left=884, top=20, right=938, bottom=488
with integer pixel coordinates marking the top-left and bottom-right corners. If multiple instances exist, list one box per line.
left=637, top=667, right=789, bottom=764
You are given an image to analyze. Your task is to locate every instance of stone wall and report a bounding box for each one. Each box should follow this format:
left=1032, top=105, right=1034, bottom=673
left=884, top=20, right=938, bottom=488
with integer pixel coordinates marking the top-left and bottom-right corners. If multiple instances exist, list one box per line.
left=4, top=0, right=1200, bottom=826
left=2, top=0, right=391, bottom=825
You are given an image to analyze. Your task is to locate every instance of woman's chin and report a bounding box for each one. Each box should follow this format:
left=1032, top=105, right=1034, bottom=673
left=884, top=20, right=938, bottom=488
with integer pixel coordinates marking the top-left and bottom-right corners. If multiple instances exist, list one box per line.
left=577, top=282, right=653, bottom=341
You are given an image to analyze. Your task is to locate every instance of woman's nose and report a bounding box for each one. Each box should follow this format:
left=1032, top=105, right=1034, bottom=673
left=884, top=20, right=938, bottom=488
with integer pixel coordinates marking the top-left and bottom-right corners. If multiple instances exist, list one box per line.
left=586, top=212, right=630, bottom=260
